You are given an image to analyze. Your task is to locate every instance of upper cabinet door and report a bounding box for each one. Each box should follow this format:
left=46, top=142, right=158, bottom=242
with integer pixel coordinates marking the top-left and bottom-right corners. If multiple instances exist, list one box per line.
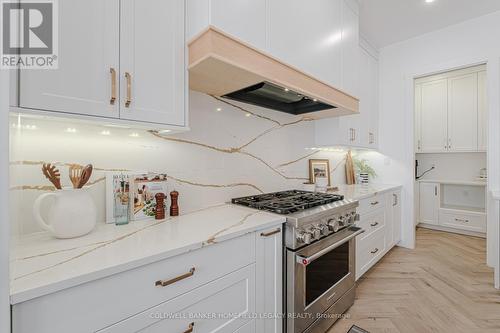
left=19, top=0, right=120, bottom=118
left=268, top=0, right=343, bottom=88
left=341, top=0, right=360, bottom=97
left=418, top=79, right=448, bottom=152
left=448, top=73, right=478, bottom=152
left=210, top=0, right=267, bottom=50
left=120, top=0, right=186, bottom=126
left=477, top=71, right=487, bottom=151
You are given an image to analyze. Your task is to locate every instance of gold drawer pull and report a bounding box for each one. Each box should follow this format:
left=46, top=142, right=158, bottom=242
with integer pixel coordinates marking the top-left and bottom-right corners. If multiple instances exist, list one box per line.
left=260, top=228, right=281, bottom=237
left=155, top=267, right=195, bottom=287
left=455, top=218, right=470, bottom=223
left=109, top=67, right=117, bottom=105
left=370, top=222, right=379, bottom=227
left=370, top=201, right=379, bottom=206
left=183, top=322, right=194, bottom=333
left=370, top=248, right=379, bottom=254
left=125, top=72, right=132, bottom=107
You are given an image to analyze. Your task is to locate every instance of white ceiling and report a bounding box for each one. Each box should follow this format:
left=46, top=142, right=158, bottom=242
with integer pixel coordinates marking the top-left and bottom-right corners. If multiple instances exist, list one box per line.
left=359, top=0, right=500, bottom=49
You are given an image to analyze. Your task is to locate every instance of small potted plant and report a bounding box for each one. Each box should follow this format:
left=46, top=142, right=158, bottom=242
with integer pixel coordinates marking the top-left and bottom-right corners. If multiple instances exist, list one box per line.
left=353, top=158, right=377, bottom=184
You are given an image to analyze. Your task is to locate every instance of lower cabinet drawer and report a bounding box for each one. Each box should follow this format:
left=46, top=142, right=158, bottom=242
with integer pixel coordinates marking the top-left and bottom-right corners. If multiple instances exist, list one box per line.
left=356, top=227, right=386, bottom=279
left=359, top=194, right=386, bottom=215
left=357, top=209, right=385, bottom=241
left=439, top=209, right=486, bottom=233
left=98, top=264, right=256, bottom=333
left=12, top=234, right=255, bottom=333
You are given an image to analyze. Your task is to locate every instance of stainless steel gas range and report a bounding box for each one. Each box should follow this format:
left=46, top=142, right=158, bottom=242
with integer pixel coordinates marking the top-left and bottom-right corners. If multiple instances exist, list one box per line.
left=232, top=190, right=364, bottom=333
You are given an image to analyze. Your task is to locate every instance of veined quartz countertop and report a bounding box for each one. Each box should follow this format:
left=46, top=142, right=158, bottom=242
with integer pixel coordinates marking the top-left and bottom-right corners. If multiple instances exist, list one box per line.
left=332, top=183, right=402, bottom=201
left=10, top=204, right=285, bottom=304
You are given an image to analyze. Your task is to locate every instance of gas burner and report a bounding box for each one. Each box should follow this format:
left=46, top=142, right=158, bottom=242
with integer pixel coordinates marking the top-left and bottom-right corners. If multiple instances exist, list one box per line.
left=231, top=190, right=344, bottom=215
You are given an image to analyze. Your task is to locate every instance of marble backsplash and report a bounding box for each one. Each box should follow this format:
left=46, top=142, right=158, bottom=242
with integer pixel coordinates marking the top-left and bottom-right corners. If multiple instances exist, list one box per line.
left=9, top=91, right=381, bottom=237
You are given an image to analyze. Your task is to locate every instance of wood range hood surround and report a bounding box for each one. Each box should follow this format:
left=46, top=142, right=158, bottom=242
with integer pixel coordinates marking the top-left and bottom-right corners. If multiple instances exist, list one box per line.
left=188, top=27, right=359, bottom=119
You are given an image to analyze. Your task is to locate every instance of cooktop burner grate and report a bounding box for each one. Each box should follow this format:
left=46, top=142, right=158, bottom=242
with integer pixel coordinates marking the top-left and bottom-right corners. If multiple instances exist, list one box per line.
left=231, top=190, right=344, bottom=214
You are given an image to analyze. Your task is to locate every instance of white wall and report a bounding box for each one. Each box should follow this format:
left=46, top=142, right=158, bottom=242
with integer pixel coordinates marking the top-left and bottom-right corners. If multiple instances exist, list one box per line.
left=1, top=70, right=11, bottom=332
left=378, top=11, right=500, bottom=283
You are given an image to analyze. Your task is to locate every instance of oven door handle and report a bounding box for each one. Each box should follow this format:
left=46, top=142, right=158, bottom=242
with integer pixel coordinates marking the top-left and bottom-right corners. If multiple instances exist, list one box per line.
left=296, top=228, right=365, bottom=265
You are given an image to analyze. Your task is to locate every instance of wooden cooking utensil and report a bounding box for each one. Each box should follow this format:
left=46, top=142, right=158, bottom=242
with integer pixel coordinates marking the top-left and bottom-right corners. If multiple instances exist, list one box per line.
left=69, top=164, right=83, bottom=189
left=42, top=163, right=62, bottom=190
left=78, top=164, right=93, bottom=188
left=345, top=150, right=356, bottom=185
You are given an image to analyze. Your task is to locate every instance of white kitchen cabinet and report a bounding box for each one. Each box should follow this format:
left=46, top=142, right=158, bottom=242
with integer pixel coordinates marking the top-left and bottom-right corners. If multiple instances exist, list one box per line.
left=119, top=0, right=186, bottom=126
left=268, top=0, right=343, bottom=88
left=255, top=227, right=282, bottom=333
left=355, top=188, right=402, bottom=280
left=15, top=0, right=187, bottom=129
left=418, top=182, right=440, bottom=225
left=314, top=38, right=378, bottom=149
left=385, top=190, right=401, bottom=248
left=340, top=0, right=360, bottom=97
left=416, top=79, right=448, bottom=152
left=12, top=228, right=282, bottom=333
left=417, top=181, right=486, bottom=235
left=18, top=0, right=120, bottom=118
left=187, top=0, right=360, bottom=96
left=186, top=0, right=267, bottom=50
left=392, top=191, right=402, bottom=245
left=447, top=73, right=478, bottom=151
left=415, top=65, right=486, bottom=153
left=210, top=0, right=267, bottom=50
left=98, top=265, right=255, bottom=333
left=478, top=70, right=487, bottom=151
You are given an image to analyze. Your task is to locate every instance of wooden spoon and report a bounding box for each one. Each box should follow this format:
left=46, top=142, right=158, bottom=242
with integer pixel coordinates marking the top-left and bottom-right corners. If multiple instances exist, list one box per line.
left=69, top=164, right=83, bottom=189
left=78, top=164, right=93, bottom=188
left=42, top=163, right=62, bottom=190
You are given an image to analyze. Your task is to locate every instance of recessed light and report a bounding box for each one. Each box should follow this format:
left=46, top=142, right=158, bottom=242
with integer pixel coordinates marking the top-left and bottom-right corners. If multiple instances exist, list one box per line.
left=101, top=130, right=111, bottom=136
left=65, top=127, right=77, bottom=133
left=245, top=113, right=251, bottom=117
left=130, top=132, right=139, bottom=138
left=216, top=107, right=222, bottom=112
left=425, top=0, right=435, bottom=3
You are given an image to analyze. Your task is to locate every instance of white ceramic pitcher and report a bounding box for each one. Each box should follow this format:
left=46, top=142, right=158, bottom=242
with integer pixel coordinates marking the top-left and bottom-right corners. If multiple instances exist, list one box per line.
left=33, top=188, right=97, bottom=239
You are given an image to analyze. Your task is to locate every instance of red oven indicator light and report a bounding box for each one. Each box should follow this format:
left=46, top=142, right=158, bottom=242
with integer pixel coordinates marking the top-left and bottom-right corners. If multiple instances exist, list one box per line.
left=302, top=259, right=309, bottom=265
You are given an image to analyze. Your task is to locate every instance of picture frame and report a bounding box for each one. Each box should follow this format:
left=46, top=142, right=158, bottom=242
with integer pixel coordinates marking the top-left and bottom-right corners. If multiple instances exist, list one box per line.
left=309, top=159, right=331, bottom=187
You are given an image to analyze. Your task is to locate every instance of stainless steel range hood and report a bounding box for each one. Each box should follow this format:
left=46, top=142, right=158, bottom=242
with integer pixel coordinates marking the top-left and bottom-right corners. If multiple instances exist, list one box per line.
left=188, top=27, right=359, bottom=119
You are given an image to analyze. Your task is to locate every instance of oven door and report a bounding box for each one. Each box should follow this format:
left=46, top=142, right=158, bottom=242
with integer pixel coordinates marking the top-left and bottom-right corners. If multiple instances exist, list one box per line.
left=286, top=227, right=364, bottom=333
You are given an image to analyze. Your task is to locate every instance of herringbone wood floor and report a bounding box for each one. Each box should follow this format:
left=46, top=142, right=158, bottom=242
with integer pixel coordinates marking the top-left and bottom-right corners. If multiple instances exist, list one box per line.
left=328, top=228, right=500, bottom=333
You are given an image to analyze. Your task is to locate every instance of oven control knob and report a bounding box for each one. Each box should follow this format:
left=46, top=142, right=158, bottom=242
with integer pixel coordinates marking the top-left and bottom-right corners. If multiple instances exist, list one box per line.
left=318, top=224, right=329, bottom=235
left=327, top=219, right=340, bottom=232
left=310, top=227, right=321, bottom=240
left=297, top=231, right=313, bottom=244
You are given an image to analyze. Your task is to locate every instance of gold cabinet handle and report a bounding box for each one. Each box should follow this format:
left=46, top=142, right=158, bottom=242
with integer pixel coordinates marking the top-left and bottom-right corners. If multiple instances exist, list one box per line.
left=455, top=218, right=469, bottom=223
left=125, top=72, right=132, bottom=107
left=370, top=222, right=379, bottom=227
left=260, top=228, right=281, bottom=237
left=109, top=68, right=117, bottom=105
left=183, top=322, right=194, bottom=333
left=371, top=248, right=379, bottom=254
left=155, top=267, right=195, bottom=287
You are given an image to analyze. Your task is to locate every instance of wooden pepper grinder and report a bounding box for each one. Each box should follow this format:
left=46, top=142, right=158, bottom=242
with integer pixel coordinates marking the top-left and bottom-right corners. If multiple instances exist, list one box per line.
left=155, top=193, right=165, bottom=220
left=170, top=190, right=179, bottom=216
